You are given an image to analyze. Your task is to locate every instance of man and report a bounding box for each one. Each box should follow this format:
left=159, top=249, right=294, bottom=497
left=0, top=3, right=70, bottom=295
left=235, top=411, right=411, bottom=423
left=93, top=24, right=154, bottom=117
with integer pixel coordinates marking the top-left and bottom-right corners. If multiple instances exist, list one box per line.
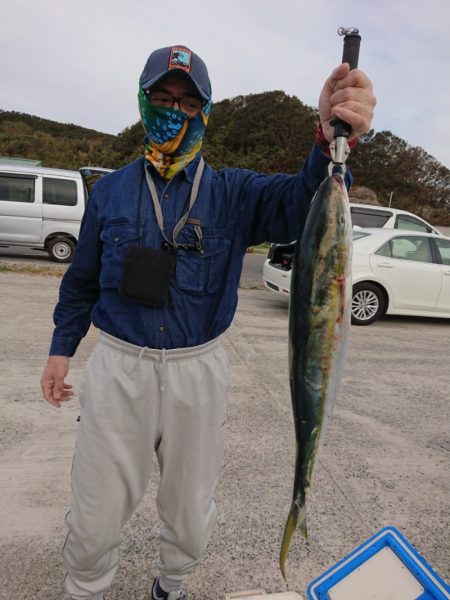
left=40, top=45, right=376, bottom=600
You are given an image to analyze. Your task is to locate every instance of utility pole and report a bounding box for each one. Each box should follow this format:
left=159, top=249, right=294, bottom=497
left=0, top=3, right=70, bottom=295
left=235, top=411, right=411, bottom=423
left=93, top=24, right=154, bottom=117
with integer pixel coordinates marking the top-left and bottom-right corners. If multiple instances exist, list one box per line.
left=388, top=192, right=393, bottom=207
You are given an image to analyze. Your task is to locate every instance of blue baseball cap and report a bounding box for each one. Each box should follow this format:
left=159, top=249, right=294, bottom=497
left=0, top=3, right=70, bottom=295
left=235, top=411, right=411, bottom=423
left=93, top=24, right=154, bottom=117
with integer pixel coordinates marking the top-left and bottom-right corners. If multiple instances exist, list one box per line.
left=140, top=45, right=211, bottom=101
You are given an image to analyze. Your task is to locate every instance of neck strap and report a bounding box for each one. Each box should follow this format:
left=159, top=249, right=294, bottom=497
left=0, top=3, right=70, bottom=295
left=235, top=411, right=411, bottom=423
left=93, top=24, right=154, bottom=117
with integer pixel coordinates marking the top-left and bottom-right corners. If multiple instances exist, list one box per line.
left=144, top=157, right=204, bottom=248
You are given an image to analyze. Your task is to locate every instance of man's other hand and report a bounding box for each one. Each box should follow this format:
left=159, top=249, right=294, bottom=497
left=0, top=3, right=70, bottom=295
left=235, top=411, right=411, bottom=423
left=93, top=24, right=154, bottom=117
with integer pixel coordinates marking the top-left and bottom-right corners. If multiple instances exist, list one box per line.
left=40, top=356, right=73, bottom=408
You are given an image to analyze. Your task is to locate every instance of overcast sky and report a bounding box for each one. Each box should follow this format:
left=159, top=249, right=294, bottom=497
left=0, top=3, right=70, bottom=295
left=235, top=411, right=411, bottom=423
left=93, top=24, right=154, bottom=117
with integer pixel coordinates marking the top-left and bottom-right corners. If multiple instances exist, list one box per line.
left=1, top=0, right=450, bottom=168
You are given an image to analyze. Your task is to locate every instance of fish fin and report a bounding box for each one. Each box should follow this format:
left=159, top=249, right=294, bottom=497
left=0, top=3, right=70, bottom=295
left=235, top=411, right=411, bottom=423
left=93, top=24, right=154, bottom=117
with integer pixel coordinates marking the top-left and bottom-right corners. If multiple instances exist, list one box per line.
left=279, top=502, right=300, bottom=582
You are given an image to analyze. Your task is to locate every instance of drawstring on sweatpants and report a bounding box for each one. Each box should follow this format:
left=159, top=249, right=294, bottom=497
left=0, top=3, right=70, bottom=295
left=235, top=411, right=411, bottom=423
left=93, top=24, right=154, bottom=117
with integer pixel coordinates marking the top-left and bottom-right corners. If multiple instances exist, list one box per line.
left=160, top=348, right=167, bottom=393
left=134, top=346, right=167, bottom=393
left=133, top=346, right=147, bottom=372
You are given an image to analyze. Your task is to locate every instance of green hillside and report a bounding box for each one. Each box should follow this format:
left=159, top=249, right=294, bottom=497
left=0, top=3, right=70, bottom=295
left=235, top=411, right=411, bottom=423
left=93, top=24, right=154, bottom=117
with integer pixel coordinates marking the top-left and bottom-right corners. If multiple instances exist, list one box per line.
left=1, top=94, right=449, bottom=225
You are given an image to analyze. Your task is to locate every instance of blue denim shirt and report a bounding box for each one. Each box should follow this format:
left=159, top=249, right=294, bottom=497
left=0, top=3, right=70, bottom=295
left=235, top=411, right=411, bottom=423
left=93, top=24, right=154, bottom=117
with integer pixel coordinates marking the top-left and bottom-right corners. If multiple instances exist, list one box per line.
left=50, top=145, right=349, bottom=355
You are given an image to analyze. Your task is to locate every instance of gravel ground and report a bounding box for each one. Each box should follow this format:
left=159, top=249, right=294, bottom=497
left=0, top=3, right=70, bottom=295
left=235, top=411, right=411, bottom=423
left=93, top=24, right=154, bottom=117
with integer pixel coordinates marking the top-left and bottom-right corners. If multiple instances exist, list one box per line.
left=0, top=272, right=449, bottom=600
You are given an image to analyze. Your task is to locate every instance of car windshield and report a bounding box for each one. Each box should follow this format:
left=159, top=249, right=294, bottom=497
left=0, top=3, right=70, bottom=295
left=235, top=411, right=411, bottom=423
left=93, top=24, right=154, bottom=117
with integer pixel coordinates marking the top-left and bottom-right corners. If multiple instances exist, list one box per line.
left=352, top=230, right=370, bottom=241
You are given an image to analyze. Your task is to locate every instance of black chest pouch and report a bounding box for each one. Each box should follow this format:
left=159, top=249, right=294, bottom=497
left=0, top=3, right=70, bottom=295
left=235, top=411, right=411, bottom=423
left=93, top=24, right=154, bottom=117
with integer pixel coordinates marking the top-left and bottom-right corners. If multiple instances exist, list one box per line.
left=119, top=246, right=176, bottom=308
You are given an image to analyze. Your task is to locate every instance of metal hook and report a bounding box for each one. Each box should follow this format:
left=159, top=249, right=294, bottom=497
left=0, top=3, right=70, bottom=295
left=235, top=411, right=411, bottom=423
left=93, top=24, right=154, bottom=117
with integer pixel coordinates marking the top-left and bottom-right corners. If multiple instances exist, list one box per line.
left=337, top=26, right=359, bottom=36
left=328, top=137, right=349, bottom=176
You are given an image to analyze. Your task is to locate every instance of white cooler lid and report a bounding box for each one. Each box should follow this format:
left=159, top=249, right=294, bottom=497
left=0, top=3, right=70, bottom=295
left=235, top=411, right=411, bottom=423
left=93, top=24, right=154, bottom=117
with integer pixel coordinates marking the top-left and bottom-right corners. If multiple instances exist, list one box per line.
left=327, top=546, right=424, bottom=600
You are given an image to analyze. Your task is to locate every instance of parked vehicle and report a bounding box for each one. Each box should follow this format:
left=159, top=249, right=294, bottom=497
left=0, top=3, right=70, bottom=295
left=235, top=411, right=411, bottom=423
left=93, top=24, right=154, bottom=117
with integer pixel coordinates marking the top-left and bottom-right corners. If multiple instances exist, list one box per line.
left=262, top=228, right=450, bottom=325
left=349, top=203, right=443, bottom=235
left=0, top=163, right=111, bottom=262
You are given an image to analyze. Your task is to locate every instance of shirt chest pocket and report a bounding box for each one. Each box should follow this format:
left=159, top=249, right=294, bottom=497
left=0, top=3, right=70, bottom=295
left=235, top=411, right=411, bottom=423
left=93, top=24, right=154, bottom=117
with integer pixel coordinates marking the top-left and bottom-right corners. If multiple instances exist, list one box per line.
left=175, top=228, right=230, bottom=295
left=99, top=223, right=139, bottom=288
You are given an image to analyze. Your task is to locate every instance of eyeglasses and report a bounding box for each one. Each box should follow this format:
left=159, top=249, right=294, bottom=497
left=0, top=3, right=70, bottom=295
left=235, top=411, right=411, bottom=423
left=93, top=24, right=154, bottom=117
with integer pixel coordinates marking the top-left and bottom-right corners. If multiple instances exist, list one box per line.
left=145, top=90, right=204, bottom=116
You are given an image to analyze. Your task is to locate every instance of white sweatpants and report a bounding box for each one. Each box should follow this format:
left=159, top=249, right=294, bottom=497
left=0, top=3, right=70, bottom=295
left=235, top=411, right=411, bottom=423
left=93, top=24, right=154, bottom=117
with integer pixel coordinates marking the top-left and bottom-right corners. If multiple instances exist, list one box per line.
left=63, top=332, right=229, bottom=600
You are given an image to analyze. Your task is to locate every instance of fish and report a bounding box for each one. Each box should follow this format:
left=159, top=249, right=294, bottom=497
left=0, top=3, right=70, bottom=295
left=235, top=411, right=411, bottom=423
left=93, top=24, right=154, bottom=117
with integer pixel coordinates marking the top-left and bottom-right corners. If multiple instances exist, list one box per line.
left=279, top=172, right=353, bottom=580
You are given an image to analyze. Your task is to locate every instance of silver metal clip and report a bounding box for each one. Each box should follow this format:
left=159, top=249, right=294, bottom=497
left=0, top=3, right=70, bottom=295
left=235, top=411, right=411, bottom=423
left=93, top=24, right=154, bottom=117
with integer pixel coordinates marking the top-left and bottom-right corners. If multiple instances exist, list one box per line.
left=337, top=26, right=359, bottom=36
left=329, top=137, right=350, bottom=175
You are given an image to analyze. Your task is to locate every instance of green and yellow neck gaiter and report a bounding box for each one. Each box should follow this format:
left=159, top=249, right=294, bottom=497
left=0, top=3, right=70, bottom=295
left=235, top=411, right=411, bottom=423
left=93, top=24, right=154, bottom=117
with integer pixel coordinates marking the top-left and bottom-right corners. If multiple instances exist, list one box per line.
left=138, top=86, right=211, bottom=179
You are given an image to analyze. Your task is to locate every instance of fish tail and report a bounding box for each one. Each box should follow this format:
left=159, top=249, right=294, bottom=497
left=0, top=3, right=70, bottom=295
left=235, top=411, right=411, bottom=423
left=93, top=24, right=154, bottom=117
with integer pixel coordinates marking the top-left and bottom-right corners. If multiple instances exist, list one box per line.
left=298, top=502, right=308, bottom=540
left=279, top=500, right=306, bottom=581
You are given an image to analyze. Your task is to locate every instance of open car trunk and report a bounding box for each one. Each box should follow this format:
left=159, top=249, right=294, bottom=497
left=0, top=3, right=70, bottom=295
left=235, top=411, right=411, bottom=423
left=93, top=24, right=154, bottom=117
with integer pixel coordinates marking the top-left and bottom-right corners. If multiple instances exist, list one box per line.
left=267, top=242, right=296, bottom=270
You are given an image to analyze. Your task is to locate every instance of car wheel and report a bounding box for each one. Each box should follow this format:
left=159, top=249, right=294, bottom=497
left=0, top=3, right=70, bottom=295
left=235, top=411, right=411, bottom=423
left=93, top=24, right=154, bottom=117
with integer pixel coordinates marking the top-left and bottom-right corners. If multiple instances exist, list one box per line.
left=47, top=238, right=75, bottom=263
left=351, top=282, right=385, bottom=325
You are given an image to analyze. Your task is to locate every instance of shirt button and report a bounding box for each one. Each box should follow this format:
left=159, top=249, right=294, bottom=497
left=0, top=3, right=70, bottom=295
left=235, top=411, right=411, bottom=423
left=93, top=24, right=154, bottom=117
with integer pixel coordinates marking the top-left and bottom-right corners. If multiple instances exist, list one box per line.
left=164, top=193, right=169, bottom=199
left=159, top=325, right=165, bottom=332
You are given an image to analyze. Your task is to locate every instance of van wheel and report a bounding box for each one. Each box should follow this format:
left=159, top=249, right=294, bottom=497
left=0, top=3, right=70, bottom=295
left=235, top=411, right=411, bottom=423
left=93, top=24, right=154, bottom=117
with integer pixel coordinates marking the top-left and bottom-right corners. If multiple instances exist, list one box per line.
left=47, top=238, right=75, bottom=263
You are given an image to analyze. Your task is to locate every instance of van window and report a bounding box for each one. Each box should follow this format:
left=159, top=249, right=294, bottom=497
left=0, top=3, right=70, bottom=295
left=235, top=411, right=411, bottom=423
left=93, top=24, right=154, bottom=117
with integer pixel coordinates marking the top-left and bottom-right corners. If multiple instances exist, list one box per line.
left=0, top=174, right=35, bottom=203
left=43, top=177, right=78, bottom=206
left=351, top=207, right=391, bottom=228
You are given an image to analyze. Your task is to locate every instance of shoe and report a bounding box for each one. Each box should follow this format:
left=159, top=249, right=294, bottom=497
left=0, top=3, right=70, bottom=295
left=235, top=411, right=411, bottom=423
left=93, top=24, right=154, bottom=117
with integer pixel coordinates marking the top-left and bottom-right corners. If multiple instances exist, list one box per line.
left=151, top=576, right=187, bottom=600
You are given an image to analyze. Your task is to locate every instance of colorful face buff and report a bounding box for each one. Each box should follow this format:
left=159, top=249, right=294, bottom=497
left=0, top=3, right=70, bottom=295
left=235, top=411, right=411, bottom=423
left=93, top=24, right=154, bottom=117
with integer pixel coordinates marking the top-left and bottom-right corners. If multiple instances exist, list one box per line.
left=138, top=85, right=212, bottom=179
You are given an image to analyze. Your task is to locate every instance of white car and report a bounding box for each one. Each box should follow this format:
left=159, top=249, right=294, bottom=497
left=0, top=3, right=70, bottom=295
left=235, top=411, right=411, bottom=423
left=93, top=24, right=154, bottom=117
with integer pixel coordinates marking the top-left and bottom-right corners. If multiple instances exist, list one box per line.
left=262, top=228, right=450, bottom=325
left=349, top=203, right=443, bottom=235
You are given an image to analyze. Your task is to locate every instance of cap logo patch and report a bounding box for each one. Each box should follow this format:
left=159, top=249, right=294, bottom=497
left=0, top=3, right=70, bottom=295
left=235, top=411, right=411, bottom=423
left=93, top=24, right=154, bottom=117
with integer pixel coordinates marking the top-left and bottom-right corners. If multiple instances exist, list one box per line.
left=168, top=47, right=192, bottom=73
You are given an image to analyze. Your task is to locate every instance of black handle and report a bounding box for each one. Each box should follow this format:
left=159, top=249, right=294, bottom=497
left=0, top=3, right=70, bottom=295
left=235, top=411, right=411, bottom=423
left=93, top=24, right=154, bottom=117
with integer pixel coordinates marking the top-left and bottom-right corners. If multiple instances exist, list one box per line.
left=342, top=32, right=361, bottom=70
left=333, top=28, right=361, bottom=139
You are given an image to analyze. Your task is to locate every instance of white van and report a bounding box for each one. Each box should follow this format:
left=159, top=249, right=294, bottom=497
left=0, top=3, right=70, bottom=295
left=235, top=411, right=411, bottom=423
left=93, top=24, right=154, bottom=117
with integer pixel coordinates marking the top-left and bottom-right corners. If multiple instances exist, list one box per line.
left=0, top=163, right=111, bottom=262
